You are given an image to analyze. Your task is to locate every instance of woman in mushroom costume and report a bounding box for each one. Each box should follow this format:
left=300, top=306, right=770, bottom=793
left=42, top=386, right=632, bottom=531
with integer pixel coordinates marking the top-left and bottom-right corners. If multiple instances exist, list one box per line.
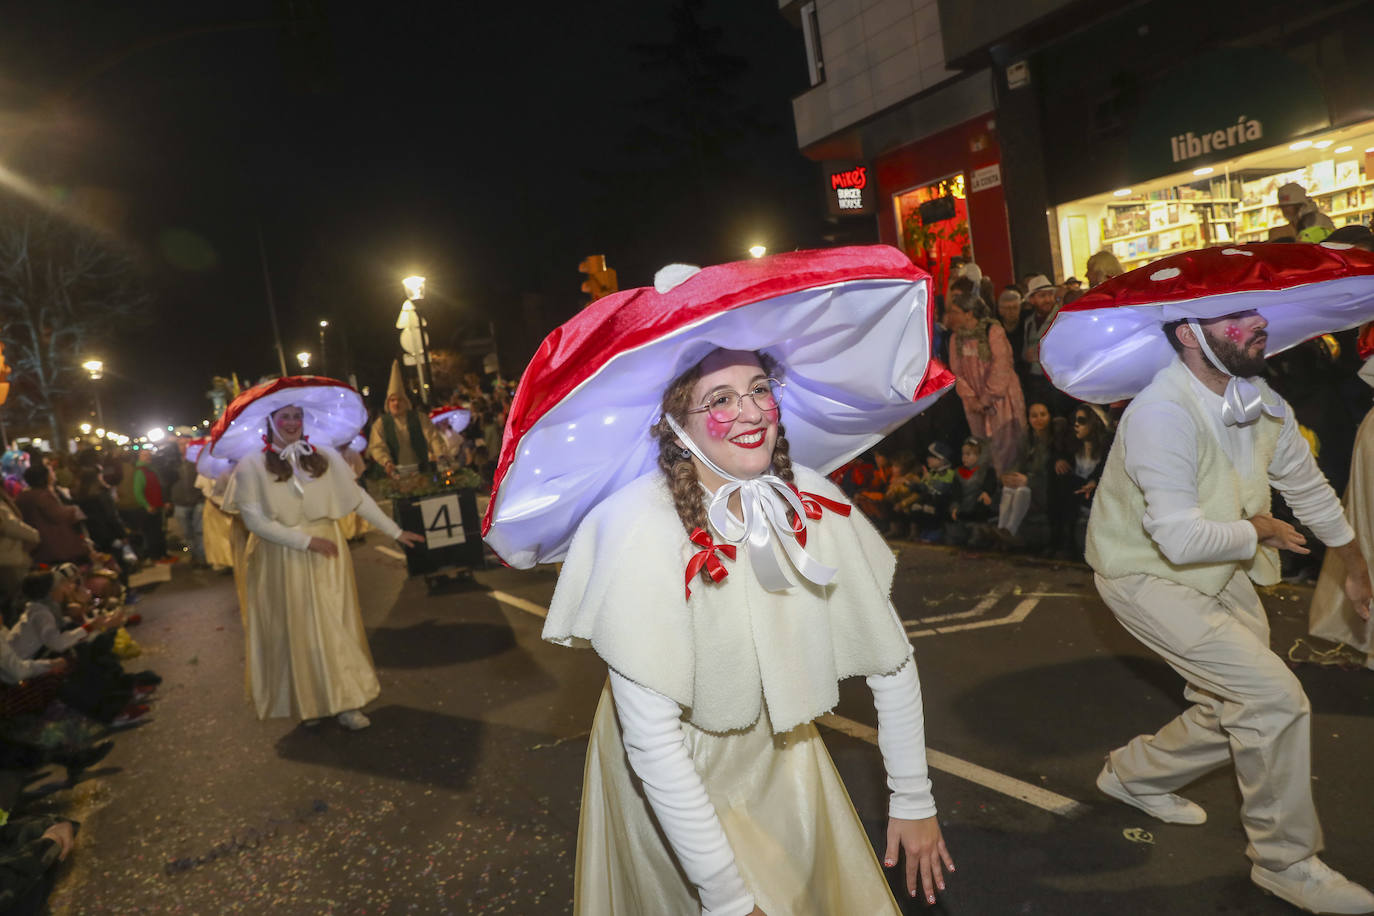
left=485, top=246, right=957, bottom=915
left=211, top=377, right=424, bottom=731
left=1042, top=242, right=1374, bottom=915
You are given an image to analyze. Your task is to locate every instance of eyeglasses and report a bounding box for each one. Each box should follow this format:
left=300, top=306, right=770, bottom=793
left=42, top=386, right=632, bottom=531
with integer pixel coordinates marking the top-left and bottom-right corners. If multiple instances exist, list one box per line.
left=685, top=378, right=784, bottom=424
left=1073, top=416, right=1090, bottom=426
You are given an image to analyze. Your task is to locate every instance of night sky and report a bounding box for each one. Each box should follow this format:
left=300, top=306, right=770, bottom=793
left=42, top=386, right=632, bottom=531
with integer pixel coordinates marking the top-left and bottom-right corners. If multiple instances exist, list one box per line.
left=0, top=1, right=821, bottom=435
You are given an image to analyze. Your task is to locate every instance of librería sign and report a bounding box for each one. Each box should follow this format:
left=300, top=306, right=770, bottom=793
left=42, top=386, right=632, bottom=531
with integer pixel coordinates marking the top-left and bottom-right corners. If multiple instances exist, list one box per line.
left=1170, top=116, right=1264, bottom=163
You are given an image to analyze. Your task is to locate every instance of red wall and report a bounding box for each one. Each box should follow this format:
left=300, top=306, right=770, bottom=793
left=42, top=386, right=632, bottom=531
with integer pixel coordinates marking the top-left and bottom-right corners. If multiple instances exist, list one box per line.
left=875, top=114, right=1015, bottom=289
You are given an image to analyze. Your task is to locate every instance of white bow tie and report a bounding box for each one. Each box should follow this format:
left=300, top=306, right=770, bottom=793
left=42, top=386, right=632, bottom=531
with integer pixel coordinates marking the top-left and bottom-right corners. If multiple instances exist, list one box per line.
left=274, top=439, right=317, bottom=495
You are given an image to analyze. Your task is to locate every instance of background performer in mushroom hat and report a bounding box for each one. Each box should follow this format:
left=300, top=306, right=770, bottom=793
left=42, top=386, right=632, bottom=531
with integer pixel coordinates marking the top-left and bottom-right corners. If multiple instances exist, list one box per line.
left=1042, top=242, right=1374, bottom=914
left=484, top=247, right=957, bottom=915
left=211, top=377, right=424, bottom=731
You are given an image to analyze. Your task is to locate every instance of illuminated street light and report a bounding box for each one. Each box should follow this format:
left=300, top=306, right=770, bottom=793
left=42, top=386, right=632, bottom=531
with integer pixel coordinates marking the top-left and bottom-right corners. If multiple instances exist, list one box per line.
left=748, top=245, right=767, bottom=258
left=95, top=428, right=105, bottom=437
left=296, top=351, right=312, bottom=369
left=402, top=275, right=426, bottom=301
left=147, top=428, right=166, bottom=443
left=82, top=358, right=106, bottom=426
left=79, top=423, right=92, bottom=434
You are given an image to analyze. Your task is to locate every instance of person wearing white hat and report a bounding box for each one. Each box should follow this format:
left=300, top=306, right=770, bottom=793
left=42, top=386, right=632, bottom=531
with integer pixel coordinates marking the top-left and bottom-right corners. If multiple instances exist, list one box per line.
left=366, top=361, right=448, bottom=476
left=487, top=248, right=957, bottom=915
left=212, top=378, right=425, bottom=731
left=1042, top=243, right=1374, bottom=914
left=1276, top=181, right=1336, bottom=243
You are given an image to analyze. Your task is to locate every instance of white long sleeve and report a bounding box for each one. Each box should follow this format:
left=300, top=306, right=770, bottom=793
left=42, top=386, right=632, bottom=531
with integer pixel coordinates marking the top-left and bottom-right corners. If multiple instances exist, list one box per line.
left=1123, top=392, right=1353, bottom=566
left=607, top=670, right=755, bottom=916
left=867, top=656, right=937, bottom=820
left=353, top=488, right=403, bottom=540
left=237, top=503, right=313, bottom=551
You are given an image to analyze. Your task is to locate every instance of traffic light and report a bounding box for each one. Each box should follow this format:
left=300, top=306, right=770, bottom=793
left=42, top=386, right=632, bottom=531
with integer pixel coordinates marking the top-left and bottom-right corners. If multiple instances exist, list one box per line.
left=579, top=255, right=618, bottom=302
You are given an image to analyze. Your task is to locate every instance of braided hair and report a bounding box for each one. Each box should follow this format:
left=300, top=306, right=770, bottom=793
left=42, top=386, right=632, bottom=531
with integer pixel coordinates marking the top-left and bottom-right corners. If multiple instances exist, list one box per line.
left=649, top=350, right=795, bottom=537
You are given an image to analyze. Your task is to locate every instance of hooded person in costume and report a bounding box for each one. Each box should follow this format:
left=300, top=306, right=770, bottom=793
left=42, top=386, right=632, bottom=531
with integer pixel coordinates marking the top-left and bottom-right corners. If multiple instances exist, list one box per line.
left=487, top=248, right=957, bottom=916
left=366, top=361, right=448, bottom=476
left=1042, top=243, right=1374, bottom=915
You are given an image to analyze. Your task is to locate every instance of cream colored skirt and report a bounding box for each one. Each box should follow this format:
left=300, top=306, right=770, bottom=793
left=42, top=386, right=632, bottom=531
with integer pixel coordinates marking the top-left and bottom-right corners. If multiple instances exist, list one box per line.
left=575, top=681, right=901, bottom=915
left=242, top=518, right=380, bottom=720
left=203, top=500, right=236, bottom=568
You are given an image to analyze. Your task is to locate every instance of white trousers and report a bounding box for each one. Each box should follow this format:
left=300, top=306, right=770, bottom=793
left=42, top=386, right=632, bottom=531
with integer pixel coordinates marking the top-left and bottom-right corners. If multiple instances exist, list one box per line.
left=1095, top=570, right=1322, bottom=870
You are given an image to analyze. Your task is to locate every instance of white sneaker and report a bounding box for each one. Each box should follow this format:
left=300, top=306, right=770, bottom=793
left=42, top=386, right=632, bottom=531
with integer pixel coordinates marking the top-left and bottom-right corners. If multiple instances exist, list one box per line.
left=336, top=709, right=370, bottom=731
left=1096, top=761, right=1207, bottom=825
left=1252, top=857, right=1374, bottom=914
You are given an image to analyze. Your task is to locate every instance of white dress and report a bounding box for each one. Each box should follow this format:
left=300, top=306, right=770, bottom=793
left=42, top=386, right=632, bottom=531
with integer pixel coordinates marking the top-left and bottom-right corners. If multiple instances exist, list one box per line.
left=544, top=466, right=932, bottom=915
left=224, top=446, right=401, bottom=720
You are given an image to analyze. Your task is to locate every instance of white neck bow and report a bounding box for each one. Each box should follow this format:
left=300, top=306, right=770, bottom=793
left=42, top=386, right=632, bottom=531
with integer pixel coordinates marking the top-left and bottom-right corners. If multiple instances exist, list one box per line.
left=663, top=413, right=836, bottom=592
left=1187, top=320, right=1285, bottom=428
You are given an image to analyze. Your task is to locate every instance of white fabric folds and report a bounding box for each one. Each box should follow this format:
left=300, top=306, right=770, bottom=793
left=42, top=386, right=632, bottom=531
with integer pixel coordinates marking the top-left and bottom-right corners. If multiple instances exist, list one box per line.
left=542, top=464, right=911, bottom=735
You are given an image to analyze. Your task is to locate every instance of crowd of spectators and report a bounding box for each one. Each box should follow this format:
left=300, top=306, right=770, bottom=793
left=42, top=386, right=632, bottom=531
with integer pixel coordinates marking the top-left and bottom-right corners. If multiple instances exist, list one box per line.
left=830, top=255, right=1127, bottom=560
left=0, top=442, right=174, bottom=912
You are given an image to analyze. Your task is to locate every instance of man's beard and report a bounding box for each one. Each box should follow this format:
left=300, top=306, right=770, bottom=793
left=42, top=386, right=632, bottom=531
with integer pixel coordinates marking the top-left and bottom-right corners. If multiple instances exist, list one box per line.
left=1203, top=328, right=1268, bottom=377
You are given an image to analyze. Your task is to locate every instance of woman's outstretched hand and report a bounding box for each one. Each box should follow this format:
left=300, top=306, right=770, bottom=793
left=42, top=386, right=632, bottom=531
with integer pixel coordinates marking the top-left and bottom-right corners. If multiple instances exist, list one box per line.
left=885, top=814, right=954, bottom=905
left=397, top=531, right=425, bottom=548
left=307, top=537, right=339, bottom=558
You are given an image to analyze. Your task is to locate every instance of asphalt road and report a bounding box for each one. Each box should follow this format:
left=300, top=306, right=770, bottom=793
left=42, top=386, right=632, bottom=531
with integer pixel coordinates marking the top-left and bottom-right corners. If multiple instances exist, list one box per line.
left=36, top=531, right=1374, bottom=915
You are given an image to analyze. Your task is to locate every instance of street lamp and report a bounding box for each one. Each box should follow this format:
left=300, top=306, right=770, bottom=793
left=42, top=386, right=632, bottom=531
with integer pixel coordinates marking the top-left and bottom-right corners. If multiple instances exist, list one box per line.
left=82, top=358, right=105, bottom=426
left=399, top=276, right=432, bottom=405
left=748, top=244, right=767, bottom=258
left=296, top=351, right=312, bottom=370
left=318, top=320, right=329, bottom=376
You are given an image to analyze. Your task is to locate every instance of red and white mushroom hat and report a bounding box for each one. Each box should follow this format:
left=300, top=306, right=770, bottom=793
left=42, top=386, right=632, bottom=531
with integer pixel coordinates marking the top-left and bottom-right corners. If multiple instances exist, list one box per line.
left=429, top=404, right=471, bottom=435
left=195, top=441, right=235, bottom=479
left=482, top=244, right=954, bottom=569
left=209, top=376, right=368, bottom=461
left=182, top=436, right=210, bottom=464
left=1041, top=242, right=1374, bottom=403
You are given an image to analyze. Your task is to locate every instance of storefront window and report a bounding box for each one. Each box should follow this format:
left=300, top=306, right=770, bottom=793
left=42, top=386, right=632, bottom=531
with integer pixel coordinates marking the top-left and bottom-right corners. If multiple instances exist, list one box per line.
left=895, top=174, right=969, bottom=296
left=1054, top=119, right=1374, bottom=280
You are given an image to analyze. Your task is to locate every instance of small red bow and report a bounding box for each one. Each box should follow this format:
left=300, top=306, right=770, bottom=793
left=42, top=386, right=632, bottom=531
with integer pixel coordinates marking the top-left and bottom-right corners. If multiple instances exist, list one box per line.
left=786, top=485, right=853, bottom=546
left=685, top=527, right=736, bottom=599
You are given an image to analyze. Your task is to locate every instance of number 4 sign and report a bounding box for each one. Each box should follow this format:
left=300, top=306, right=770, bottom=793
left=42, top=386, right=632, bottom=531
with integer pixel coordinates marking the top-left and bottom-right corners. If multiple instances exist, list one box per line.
left=419, top=494, right=466, bottom=549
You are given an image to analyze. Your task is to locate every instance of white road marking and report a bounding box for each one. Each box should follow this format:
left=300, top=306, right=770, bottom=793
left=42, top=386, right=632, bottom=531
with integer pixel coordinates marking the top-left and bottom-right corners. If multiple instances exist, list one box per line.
left=911, top=583, right=1013, bottom=624
left=817, top=713, right=1089, bottom=817
left=488, top=587, right=1087, bottom=817
left=374, top=545, right=406, bottom=560
left=905, top=583, right=1048, bottom=637
left=490, top=590, right=549, bottom=618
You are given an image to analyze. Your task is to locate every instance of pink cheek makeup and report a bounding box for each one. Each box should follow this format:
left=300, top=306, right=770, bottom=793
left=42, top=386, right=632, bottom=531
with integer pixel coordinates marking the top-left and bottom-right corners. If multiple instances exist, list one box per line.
left=1224, top=325, right=1245, bottom=343
left=705, top=416, right=734, bottom=440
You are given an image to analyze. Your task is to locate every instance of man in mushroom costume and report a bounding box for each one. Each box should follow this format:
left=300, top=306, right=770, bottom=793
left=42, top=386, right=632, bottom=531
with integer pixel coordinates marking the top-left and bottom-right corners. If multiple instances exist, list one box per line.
left=1042, top=242, right=1374, bottom=914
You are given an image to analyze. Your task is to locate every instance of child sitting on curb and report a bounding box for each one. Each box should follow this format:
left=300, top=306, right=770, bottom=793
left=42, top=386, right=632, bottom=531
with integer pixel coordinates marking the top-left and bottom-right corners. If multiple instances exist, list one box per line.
left=946, top=437, right=998, bottom=548
left=889, top=442, right=958, bottom=541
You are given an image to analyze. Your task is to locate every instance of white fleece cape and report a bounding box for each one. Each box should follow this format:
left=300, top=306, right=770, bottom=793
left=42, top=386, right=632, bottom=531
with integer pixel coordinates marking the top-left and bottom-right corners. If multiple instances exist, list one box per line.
left=542, top=464, right=911, bottom=734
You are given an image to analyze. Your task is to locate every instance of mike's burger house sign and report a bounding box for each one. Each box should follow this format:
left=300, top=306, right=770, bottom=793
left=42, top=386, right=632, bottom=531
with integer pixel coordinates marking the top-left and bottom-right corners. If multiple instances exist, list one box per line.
left=825, top=162, right=875, bottom=216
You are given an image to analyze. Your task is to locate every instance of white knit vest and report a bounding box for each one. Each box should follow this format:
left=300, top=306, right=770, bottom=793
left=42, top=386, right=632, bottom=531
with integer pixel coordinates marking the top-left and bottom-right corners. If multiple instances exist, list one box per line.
left=1086, top=359, right=1283, bottom=596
